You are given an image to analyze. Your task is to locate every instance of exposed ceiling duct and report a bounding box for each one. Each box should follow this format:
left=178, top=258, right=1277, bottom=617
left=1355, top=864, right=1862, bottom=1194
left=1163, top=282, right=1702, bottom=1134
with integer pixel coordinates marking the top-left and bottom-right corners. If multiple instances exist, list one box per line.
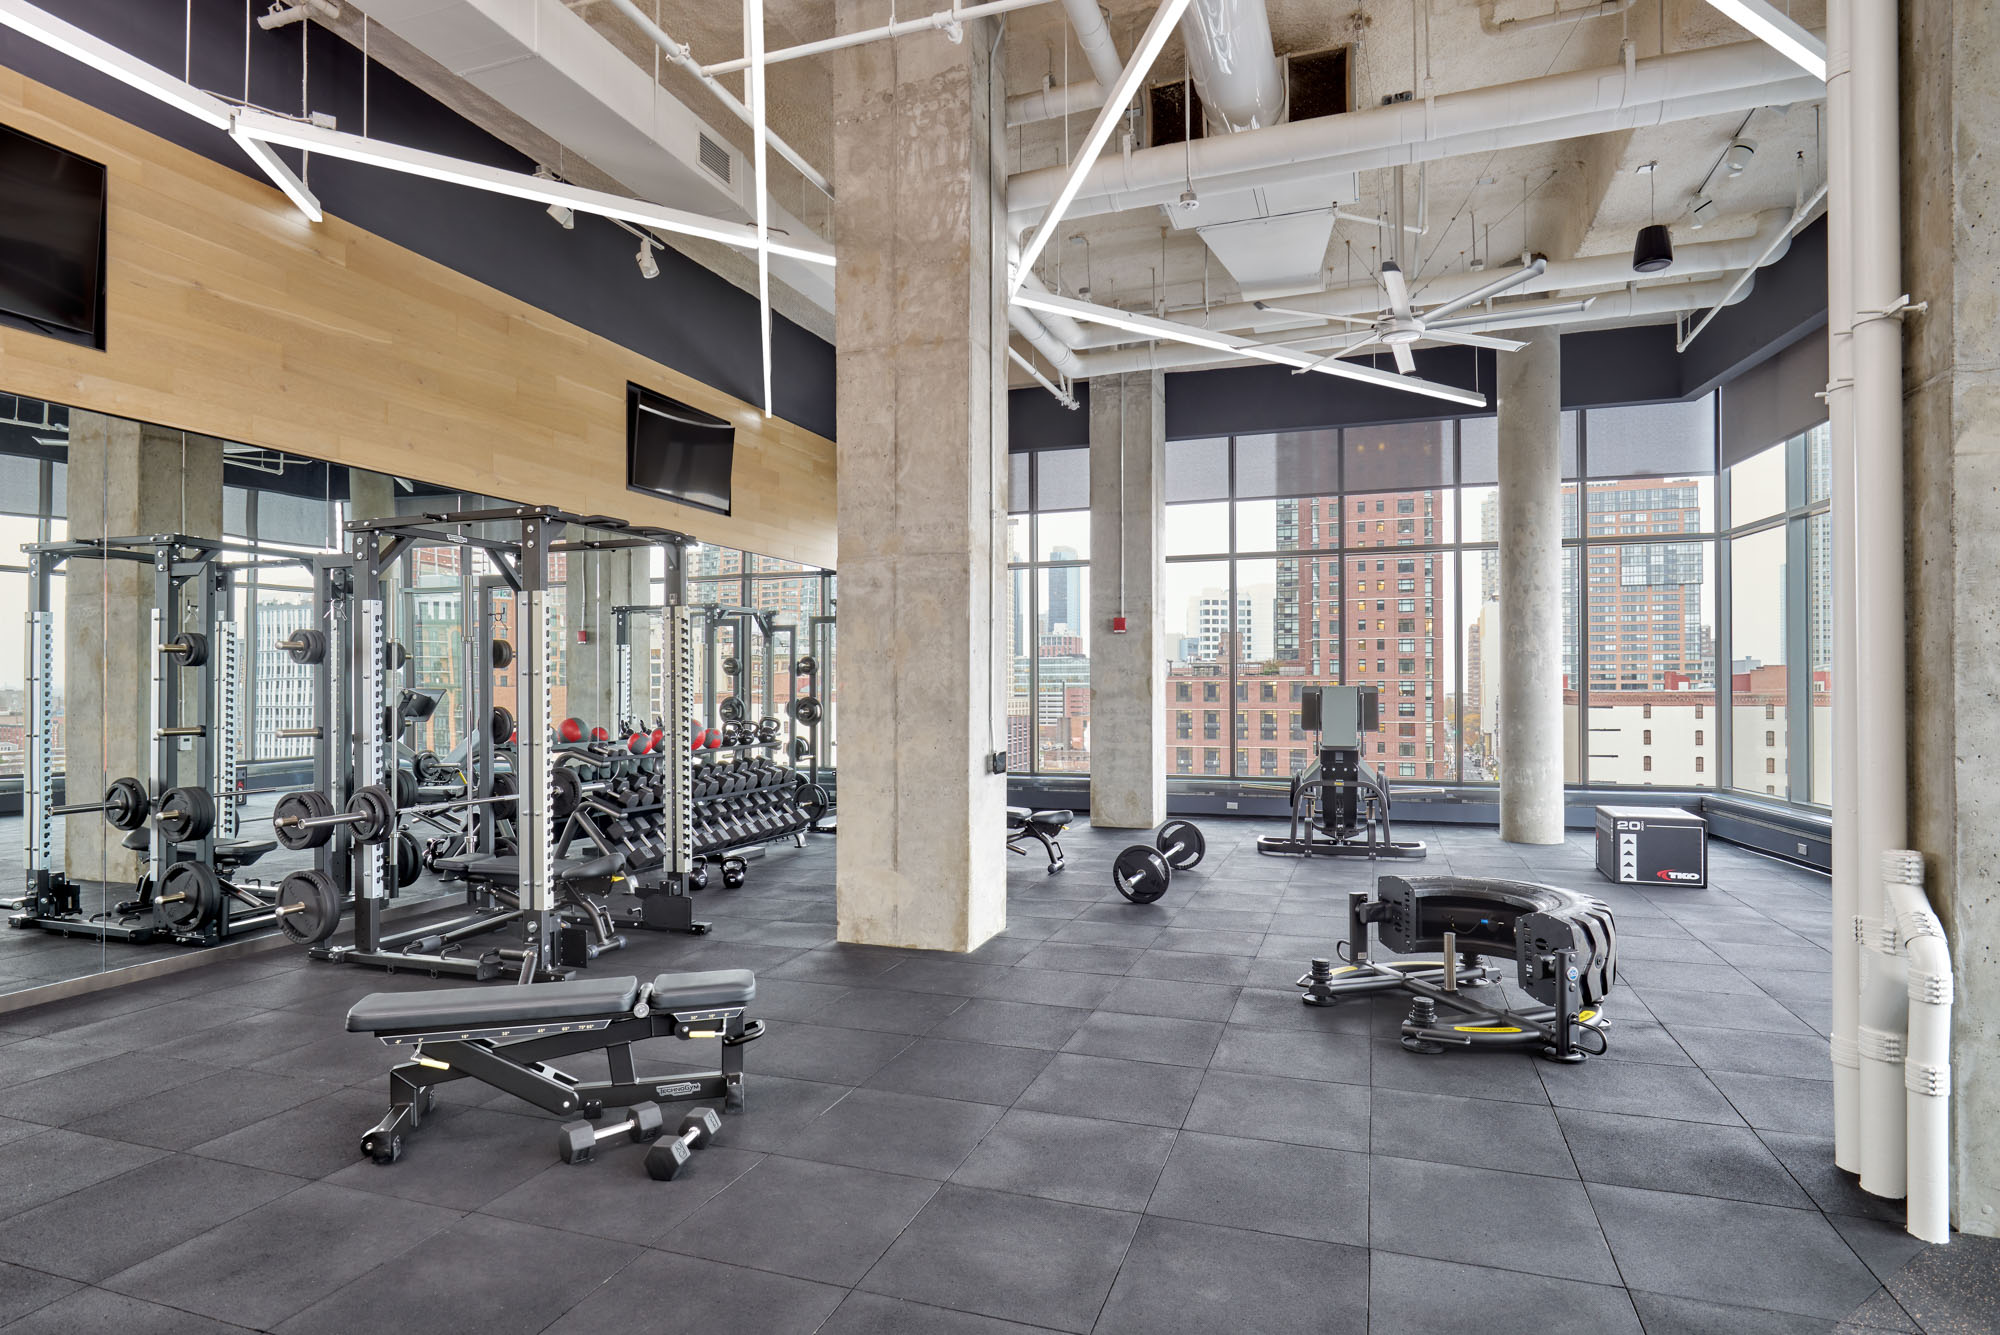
left=347, top=0, right=834, bottom=314
left=1006, top=38, right=1824, bottom=223
left=1179, top=0, right=1284, bottom=133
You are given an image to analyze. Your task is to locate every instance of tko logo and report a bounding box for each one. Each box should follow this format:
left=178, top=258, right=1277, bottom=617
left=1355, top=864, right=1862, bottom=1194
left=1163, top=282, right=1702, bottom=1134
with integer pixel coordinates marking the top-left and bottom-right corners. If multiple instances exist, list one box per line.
left=1656, top=870, right=1701, bottom=882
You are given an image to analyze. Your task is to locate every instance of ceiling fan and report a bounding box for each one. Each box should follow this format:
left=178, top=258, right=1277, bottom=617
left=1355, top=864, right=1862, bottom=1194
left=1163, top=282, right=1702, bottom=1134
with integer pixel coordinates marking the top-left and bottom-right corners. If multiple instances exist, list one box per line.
left=1254, top=256, right=1551, bottom=375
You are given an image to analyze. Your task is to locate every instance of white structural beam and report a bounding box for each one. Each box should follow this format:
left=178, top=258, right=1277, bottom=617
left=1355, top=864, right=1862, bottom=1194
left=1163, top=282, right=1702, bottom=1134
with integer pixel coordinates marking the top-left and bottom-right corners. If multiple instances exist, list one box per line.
left=231, top=108, right=836, bottom=266
left=1010, top=0, right=1195, bottom=295
left=1703, top=0, right=1827, bottom=80
left=1013, top=288, right=1487, bottom=407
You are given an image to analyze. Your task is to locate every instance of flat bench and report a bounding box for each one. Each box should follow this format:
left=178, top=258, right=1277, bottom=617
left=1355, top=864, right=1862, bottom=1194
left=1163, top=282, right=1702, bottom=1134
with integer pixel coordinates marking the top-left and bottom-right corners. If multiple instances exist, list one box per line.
left=1006, top=807, right=1069, bottom=873
left=345, top=968, right=760, bottom=1164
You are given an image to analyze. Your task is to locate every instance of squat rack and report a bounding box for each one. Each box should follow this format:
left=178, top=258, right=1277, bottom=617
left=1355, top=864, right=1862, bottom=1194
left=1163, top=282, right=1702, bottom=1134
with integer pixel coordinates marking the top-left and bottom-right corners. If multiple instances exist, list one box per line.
left=11, top=534, right=309, bottom=945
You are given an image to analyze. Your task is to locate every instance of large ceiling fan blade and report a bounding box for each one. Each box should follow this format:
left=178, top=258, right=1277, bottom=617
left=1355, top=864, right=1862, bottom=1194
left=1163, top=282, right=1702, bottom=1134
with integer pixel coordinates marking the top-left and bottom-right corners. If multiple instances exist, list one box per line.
left=1423, top=330, right=1530, bottom=352
left=1415, top=257, right=1549, bottom=324
left=1252, top=300, right=1377, bottom=326
left=1288, top=335, right=1383, bottom=374
left=1380, top=262, right=1413, bottom=319
left=1392, top=342, right=1417, bottom=375
left=1423, top=296, right=1597, bottom=333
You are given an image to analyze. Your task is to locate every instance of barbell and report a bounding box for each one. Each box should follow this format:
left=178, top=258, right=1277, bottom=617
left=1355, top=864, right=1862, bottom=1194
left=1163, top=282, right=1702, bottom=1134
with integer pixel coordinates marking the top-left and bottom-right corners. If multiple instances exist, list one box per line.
left=149, top=862, right=334, bottom=938
left=273, top=783, right=519, bottom=850
left=50, top=776, right=152, bottom=831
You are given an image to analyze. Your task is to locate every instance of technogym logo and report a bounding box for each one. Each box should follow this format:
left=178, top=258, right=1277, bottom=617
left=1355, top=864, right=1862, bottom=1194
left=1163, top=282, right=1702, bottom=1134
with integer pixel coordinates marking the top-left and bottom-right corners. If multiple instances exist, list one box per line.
left=655, top=1081, right=701, bottom=1098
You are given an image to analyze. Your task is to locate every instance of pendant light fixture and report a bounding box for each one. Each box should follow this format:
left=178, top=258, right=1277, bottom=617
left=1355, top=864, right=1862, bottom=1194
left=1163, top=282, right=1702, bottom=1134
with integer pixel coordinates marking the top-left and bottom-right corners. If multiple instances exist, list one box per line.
left=1633, top=160, right=1674, bottom=273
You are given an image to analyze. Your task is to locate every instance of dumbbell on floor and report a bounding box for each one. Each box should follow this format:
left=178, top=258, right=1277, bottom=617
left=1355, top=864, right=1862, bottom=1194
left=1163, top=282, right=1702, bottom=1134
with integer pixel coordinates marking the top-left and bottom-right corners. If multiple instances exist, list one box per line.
left=557, top=1101, right=666, bottom=1164
left=644, top=1108, right=722, bottom=1180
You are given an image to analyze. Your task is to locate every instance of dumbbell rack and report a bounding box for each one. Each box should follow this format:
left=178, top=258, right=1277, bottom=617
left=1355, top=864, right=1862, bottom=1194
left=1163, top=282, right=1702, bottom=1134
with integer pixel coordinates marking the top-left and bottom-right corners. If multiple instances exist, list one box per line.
left=8, top=535, right=308, bottom=945
left=688, top=749, right=813, bottom=876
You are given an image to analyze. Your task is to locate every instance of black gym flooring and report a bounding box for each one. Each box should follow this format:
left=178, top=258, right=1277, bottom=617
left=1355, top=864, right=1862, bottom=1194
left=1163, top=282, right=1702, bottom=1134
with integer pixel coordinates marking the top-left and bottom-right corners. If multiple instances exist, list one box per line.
left=0, top=818, right=1993, bottom=1334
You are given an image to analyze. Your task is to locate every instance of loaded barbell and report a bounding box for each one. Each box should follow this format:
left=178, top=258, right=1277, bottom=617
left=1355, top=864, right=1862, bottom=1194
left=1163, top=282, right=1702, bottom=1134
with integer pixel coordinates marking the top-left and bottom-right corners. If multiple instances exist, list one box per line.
left=159, top=631, right=209, bottom=667
left=1112, top=820, right=1209, bottom=905
left=277, top=629, right=327, bottom=665
left=50, top=776, right=152, bottom=831
left=272, top=783, right=519, bottom=849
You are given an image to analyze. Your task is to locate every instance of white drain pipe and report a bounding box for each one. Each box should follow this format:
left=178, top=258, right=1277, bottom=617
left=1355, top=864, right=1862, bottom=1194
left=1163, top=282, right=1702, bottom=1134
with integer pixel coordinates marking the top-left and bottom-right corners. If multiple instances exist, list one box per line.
left=1009, top=77, right=1108, bottom=124
left=1846, top=0, right=1912, bottom=1208
left=1062, top=0, right=1125, bottom=88
left=1883, top=851, right=1952, bottom=1244
left=1823, top=0, right=1862, bottom=1177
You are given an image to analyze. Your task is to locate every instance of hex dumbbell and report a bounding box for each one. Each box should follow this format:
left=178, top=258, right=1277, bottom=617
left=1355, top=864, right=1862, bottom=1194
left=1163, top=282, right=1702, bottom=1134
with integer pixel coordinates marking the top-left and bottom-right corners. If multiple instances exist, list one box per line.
left=557, top=1100, right=667, bottom=1164
left=643, top=1108, right=723, bottom=1180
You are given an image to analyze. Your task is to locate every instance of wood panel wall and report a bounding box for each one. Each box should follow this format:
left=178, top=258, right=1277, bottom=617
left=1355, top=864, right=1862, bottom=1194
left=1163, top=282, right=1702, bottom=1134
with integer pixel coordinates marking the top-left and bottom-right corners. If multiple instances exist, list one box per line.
left=0, top=69, right=836, bottom=567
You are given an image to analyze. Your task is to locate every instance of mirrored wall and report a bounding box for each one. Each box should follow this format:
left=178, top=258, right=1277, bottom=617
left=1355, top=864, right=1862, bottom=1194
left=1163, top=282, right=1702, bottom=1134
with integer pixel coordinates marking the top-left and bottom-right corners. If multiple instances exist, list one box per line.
left=0, top=392, right=828, bottom=1002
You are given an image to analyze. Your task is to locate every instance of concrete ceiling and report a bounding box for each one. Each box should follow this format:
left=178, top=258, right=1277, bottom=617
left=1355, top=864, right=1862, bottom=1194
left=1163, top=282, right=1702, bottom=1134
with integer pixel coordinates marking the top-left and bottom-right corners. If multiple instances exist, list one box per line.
left=324, top=0, right=1826, bottom=373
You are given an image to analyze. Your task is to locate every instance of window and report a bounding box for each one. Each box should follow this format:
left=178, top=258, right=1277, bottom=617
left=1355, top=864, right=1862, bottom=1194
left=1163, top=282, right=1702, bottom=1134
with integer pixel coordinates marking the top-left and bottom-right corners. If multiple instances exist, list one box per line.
left=1766, top=730, right=1776, bottom=747
left=1643, top=756, right=1653, bottom=772
left=1767, top=756, right=1777, bottom=774
left=1008, top=448, right=1090, bottom=774
left=1695, top=755, right=1705, bottom=772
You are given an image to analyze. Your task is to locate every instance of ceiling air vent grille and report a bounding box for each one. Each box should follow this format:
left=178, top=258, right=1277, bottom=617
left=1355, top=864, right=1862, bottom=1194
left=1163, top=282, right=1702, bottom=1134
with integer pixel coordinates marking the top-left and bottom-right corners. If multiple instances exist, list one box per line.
left=1286, top=47, right=1350, bottom=122
left=698, top=133, right=732, bottom=184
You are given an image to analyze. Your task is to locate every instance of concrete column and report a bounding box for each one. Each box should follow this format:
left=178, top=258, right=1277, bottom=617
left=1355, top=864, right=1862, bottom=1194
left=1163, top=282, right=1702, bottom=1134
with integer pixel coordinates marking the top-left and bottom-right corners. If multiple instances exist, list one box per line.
left=63, top=414, right=223, bottom=882
left=1902, top=0, right=2000, bottom=1236
left=829, top=6, right=1008, bottom=950
left=1495, top=328, right=1565, bottom=845
left=1088, top=371, right=1166, bottom=828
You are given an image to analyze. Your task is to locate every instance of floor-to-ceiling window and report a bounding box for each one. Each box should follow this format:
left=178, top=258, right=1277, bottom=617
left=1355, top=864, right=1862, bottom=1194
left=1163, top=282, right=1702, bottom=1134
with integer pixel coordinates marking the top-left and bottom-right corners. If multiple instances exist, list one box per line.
left=1007, top=447, right=1091, bottom=775
left=1723, top=420, right=1832, bottom=804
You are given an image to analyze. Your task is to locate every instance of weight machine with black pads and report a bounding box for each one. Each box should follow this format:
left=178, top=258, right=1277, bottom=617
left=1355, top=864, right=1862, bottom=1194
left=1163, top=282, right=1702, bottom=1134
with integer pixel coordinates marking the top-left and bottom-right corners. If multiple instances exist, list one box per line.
left=8, top=534, right=317, bottom=945
left=1257, top=684, right=1425, bottom=860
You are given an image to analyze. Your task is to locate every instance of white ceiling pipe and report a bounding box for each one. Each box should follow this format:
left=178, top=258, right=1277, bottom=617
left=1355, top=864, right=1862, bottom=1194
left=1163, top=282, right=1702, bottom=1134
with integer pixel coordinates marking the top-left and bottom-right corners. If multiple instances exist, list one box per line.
left=1010, top=347, right=1080, bottom=407
left=1065, top=277, right=1750, bottom=378
left=1061, top=0, right=1126, bottom=90
left=1007, top=77, right=1107, bottom=125
left=1063, top=210, right=1795, bottom=348
left=701, top=0, right=1058, bottom=77
left=1010, top=303, right=1089, bottom=380
left=1014, top=266, right=1090, bottom=344
left=599, top=0, right=830, bottom=196
left=1180, top=0, right=1284, bottom=133
left=1006, top=39, right=1822, bottom=220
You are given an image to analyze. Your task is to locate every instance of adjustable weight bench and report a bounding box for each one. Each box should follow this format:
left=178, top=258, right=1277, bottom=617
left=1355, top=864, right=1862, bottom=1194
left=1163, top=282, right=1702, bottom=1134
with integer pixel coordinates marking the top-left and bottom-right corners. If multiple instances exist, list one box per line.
left=1006, top=806, right=1070, bottom=873
left=345, top=968, right=761, bottom=1164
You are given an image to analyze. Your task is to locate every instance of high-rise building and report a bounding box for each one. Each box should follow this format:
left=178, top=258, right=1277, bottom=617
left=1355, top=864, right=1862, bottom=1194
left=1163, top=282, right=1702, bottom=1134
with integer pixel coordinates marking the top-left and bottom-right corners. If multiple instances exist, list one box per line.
left=1191, top=592, right=1252, bottom=661
left=1044, top=547, right=1081, bottom=634
left=252, top=600, right=316, bottom=759
left=1574, top=478, right=1711, bottom=693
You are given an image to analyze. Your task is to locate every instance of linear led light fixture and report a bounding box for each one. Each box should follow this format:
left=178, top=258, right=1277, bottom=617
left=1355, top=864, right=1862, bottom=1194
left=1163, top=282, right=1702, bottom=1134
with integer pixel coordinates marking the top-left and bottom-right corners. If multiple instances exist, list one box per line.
left=1010, top=0, right=1194, bottom=296
left=746, top=0, right=773, bottom=418
left=1015, top=289, right=1487, bottom=408
left=1702, top=0, right=1826, bottom=80
left=231, top=108, right=835, bottom=267
left=0, top=0, right=324, bottom=219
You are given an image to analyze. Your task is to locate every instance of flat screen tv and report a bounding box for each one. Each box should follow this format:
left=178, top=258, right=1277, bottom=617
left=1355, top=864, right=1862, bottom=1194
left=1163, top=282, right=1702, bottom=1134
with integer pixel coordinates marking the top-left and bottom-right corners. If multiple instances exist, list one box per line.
left=627, top=383, right=734, bottom=516
left=0, top=123, right=107, bottom=348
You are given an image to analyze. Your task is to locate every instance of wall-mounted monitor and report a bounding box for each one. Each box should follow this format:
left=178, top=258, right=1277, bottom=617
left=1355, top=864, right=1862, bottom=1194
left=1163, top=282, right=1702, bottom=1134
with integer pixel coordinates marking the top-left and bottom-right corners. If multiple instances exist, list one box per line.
left=0, top=123, right=107, bottom=349
left=626, top=382, right=734, bottom=516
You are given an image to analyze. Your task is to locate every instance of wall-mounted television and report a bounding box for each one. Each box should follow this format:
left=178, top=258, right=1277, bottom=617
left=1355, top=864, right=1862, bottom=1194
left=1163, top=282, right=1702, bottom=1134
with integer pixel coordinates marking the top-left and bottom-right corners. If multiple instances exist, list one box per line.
left=627, top=383, right=734, bottom=516
left=0, top=123, right=107, bottom=349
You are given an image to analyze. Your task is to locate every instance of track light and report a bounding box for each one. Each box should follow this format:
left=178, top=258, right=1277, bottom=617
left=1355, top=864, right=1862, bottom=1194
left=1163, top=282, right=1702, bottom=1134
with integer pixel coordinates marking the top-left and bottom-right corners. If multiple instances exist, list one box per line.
left=1178, top=188, right=1199, bottom=211
left=533, top=166, right=574, bottom=228
left=1632, top=160, right=1673, bottom=274
left=1722, top=138, right=1757, bottom=176
left=636, top=239, right=659, bottom=279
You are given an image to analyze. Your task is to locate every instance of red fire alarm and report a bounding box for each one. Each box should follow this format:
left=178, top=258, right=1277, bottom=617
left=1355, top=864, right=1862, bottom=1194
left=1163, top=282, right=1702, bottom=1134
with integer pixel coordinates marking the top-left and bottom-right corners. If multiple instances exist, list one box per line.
left=1111, top=616, right=1128, bottom=633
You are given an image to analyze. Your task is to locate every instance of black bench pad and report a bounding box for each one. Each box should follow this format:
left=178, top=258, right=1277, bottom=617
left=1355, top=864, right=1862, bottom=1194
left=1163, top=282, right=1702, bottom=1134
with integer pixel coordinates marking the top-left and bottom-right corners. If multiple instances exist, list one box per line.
left=345, top=968, right=757, bottom=1034
left=1006, top=807, right=1032, bottom=827
left=215, top=838, right=276, bottom=867
left=1028, top=810, right=1071, bottom=829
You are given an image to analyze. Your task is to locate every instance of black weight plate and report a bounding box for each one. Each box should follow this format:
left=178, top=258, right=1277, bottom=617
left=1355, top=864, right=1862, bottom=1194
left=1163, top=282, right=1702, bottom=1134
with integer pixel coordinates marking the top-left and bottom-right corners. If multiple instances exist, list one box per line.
left=1112, top=846, right=1171, bottom=904
left=718, top=695, right=746, bottom=723
left=172, top=630, right=209, bottom=668
left=795, top=655, right=817, bottom=676
left=273, top=790, right=332, bottom=851
left=285, top=628, right=327, bottom=665
left=346, top=784, right=396, bottom=845
left=158, top=786, right=216, bottom=842
left=395, top=831, right=421, bottom=889
left=395, top=768, right=418, bottom=808
left=791, top=696, right=822, bottom=726
left=104, top=776, right=151, bottom=831
left=386, top=642, right=408, bottom=670
left=278, top=868, right=341, bottom=944
left=721, top=655, right=739, bottom=677
left=491, top=638, right=514, bottom=669
left=160, top=860, right=221, bottom=930
left=491, top=771, right=519, bottom=813
left=551, top=766, right=582, bottom=821
left=491, top=706, right=516, bottom=746
left=1154, top=820, right=1205, bottom=870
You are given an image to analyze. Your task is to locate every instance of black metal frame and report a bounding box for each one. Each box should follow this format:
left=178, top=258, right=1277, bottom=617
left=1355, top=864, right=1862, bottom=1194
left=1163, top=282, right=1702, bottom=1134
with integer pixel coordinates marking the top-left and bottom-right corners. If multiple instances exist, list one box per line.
left=356, top=1000, right=759, bottom=1164
left=1005, top=809, right=1067, bottom=873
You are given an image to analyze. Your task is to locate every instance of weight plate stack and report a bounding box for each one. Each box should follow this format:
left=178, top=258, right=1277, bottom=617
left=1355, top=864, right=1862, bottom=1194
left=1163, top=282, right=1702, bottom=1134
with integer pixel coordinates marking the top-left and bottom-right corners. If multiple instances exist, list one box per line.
left=160, top=861, right=221, bottom=931
left=158, top=786, right=216, bottom=843
left=278, top=868, right=342, bottom=944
